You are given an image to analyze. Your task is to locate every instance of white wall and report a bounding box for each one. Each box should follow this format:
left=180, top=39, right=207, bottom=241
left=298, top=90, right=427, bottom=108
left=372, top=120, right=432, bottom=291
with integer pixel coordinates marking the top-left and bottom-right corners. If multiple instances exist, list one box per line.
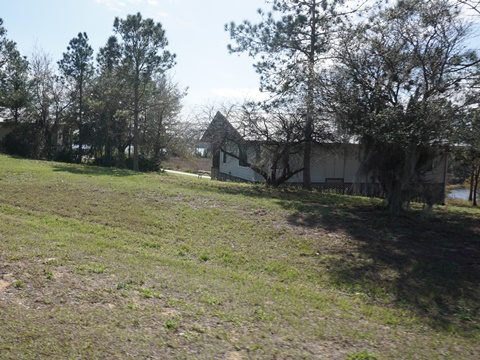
left=219, top=148, right=257, bottom=182
left=218, top=143, right=446, bottom=185
left=288, top=146, right=361, bottom=183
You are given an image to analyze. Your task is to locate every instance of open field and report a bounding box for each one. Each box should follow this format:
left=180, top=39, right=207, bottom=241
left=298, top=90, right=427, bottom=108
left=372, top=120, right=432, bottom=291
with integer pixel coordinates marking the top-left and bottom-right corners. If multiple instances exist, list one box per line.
left=0, top=154, right=479, bottom=359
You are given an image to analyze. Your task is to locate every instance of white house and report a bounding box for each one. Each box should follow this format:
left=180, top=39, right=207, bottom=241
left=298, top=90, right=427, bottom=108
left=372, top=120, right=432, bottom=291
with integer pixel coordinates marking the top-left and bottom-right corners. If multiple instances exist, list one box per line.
left=201, top=111, right=448, bottom=202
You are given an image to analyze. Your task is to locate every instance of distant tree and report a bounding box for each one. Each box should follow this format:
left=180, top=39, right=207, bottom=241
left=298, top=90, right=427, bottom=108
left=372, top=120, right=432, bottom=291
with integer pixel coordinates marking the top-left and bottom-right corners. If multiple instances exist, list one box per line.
left=332, top=0, right=479, bottom=215
left=238, top=103, right=307, bottom=186
left=0, top=18, right=11, bottom=83
left=0, top=18, right=30, bottom=123
left=58, top=32, right=94, bottom=162
left=28, top=47, right=61, bottom=158
left=92, top=35, right=132, bottom=167
left=453, top=108, right=480, bottom=205
left=139, top=74, right=186, bottom=164
left=169, top=119, right=206, bottom=159
left=226, top=0, right=364, bottom=189
left=112, top=12, right=176, bottom=171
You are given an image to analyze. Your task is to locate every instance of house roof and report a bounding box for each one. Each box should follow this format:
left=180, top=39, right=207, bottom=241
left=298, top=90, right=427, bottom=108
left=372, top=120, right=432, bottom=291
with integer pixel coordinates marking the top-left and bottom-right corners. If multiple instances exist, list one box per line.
left=200, top=111, right=243, bottom=144
left=201, top=111, right=363, bottom=150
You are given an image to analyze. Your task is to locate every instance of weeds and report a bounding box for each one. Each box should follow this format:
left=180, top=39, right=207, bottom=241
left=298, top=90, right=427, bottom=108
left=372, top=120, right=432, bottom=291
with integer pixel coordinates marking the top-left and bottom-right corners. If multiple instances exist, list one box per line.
left=165, top=317, right=181, bottom=331
left=346, top=350, right=377, bottom=360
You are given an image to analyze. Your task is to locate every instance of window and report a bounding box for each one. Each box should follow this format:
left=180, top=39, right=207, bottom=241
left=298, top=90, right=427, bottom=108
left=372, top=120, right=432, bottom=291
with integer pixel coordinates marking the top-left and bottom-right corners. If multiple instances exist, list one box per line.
left=239, top=150, right=248, bottom=167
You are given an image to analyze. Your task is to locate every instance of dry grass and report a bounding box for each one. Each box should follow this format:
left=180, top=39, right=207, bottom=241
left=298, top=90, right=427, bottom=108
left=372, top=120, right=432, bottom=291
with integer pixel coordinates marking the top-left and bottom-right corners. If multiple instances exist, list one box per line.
left=162, top=156, right=211, bottom=173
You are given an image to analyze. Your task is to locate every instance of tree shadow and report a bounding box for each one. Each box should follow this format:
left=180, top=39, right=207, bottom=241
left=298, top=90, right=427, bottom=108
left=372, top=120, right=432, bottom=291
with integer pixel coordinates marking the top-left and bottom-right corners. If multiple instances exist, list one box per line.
left=51, top=164, right=137, bottom=177
left=162, top=179, right=479, bottom=331
left=283, top=200, right=480, bottom=333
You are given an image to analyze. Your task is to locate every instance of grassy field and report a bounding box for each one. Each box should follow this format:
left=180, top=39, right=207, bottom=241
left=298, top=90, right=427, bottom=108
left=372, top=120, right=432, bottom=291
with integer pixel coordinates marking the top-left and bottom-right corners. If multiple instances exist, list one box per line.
left=0, top=154, right=478, bottom=359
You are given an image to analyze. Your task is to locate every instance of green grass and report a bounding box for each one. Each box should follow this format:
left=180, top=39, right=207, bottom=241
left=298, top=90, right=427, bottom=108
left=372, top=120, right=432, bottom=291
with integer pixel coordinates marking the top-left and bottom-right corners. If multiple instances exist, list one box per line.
left=0, top=154, right=479, bottom=359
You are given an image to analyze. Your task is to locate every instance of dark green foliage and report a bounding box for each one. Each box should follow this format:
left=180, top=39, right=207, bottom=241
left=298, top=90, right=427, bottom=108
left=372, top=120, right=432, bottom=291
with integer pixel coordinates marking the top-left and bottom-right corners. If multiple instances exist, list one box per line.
left=3, top=123, right=43, bottom=158
left=452, top=109, right=480, bottom=205
left=0, top=15, right=182, bottom=169
left=92, top=154, right=117, bottom=168
left=58, top=32, right=94, bottom=162
left=53, top=149, right=76, bottom=163
left=125, top=155, right=160, bottom=172
left=112, top=12, right=176, bottom=172
left=332, top=0, right=478, bottom=215
left=0, top=18, right=30, bottom=123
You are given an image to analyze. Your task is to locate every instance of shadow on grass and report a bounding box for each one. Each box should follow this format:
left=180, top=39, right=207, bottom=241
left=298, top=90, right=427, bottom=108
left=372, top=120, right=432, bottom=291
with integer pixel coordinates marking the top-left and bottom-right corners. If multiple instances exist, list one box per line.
left=131, top=176, right=479, bottom=332
left=188, top=180, right=379, bottom=207
left=192, top=180, right=479, bottom=332
left=51, top=164, right=138, bottom=177
left=283, top=198, right=480, bottom=334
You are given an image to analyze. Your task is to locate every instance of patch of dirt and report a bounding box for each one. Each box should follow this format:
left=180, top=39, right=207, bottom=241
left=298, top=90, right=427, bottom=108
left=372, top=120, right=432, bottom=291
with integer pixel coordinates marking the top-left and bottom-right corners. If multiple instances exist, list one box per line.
left=226, top=351, right=243, bottom=360
left=0, top=280, right=10, bottom=291
left=161, top=308, right=180, bottom=317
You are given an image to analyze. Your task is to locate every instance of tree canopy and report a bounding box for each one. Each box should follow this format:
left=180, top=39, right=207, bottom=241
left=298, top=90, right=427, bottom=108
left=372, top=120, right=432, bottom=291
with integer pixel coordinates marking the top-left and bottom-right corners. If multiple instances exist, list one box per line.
left=0, top=14, right=186, bottom=171
left=112, top=12, right=176, bottom=171
left=331, top=0, right=479, bottom=214
left=226, top=0, right=346, bottom=189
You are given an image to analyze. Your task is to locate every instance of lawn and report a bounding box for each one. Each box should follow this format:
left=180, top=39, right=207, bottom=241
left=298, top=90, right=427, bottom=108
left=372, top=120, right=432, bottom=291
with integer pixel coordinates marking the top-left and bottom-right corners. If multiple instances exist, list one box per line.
left=0, top=154, right=478, bottom=359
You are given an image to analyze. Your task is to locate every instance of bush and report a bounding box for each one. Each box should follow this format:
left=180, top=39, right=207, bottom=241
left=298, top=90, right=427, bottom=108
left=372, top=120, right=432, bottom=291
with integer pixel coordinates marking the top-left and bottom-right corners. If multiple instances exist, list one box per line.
left=54, top=149, right=76, bottom=163
left=92, top=155, right=117, bottom=168
left=3, top=123, right=43, bottom=158
left=125, top=156, right=160, bottom=172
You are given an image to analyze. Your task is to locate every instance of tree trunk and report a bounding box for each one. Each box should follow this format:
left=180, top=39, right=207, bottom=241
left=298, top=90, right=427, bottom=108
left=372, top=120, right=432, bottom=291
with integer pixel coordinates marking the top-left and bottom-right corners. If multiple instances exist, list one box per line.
left=469, top=170, right=474, bottom=202
left=473, top=186, right=477, bottom=206
left=387, top=147, right=420, bottom=216
left=473, top=166, right=480, bottom=206
left=117, top=145, right=126, bottom=168
left=303, top=127, right=312, bottom=190
left=133, top=71, right=140, bottom=172
left=76, top=75, right=84, bottom=164
left=133, top=102, right=140, bottom=171
left=386, top=179, right=403, bottom=216
left=302, top=0, right=317, bottom=191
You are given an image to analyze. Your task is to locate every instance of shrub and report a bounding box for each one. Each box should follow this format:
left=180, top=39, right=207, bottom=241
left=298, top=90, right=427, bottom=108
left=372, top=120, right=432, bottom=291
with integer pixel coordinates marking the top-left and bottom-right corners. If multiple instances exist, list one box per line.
left=125, top=156, right=160, bottom=172
left=3, top=123, right=43, bottom=158
left=54, top=149, right=76, bottom=163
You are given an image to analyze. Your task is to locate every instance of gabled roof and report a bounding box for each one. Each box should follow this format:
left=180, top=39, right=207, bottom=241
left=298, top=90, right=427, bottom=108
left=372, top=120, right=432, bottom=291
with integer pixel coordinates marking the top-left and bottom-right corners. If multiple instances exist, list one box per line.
left=200, top=111, right=243, bottom=144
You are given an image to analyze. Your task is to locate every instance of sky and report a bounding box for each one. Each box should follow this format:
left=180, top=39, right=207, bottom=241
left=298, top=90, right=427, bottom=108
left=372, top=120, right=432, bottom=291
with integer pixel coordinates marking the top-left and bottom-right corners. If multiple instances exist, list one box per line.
left=1, top=0, right=270, bottom=118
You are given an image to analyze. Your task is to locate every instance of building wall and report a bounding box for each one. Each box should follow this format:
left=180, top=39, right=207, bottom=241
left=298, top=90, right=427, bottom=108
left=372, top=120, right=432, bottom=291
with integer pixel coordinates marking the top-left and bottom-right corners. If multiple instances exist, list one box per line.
left=286, top=145, right=362, bottom=183
left=219, top=150, right=258, bottom=182
left=218, top=143, right=446, bottom=186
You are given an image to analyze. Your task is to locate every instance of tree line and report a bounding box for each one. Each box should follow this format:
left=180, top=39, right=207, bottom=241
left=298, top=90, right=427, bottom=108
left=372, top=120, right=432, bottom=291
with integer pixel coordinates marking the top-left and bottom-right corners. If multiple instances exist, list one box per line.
left=0, top=13, right=193, bottom=171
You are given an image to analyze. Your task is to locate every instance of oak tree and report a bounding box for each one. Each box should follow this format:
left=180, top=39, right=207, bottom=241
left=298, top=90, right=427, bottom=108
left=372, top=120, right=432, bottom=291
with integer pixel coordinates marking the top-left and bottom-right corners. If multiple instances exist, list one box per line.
left=332, top=0, right=479, bottom=215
